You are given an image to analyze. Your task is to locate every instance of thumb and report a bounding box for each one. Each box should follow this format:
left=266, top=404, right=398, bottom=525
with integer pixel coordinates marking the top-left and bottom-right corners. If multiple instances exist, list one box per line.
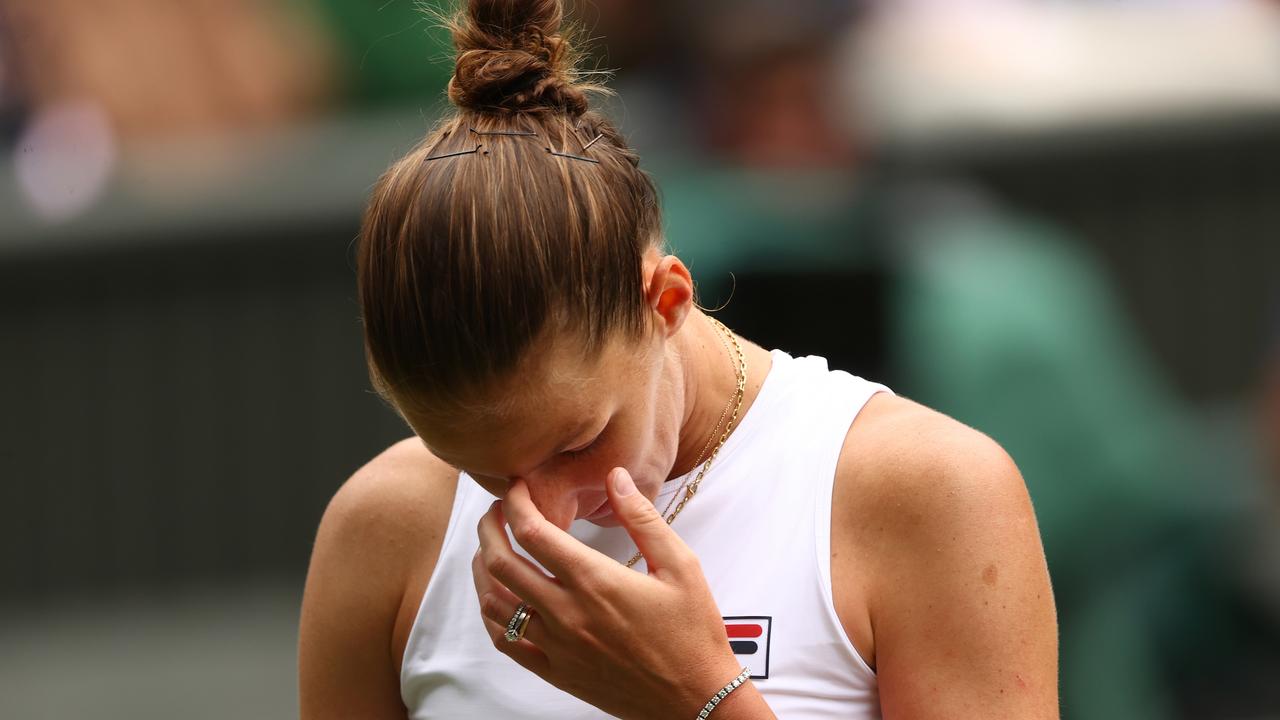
left=606, top=467, right=690, bottom=573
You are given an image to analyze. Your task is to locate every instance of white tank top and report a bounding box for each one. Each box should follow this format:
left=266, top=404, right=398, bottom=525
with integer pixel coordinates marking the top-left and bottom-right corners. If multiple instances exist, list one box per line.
left=400, top=349, right=890, bottom=719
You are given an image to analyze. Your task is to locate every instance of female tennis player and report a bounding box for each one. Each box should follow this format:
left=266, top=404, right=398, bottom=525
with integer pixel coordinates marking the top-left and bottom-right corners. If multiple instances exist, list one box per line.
left=298, top=1, right=1058, bottom=717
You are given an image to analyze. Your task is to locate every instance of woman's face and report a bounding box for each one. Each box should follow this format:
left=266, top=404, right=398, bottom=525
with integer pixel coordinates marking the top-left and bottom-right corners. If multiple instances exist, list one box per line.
left=412, top=327, right=686, bottom=531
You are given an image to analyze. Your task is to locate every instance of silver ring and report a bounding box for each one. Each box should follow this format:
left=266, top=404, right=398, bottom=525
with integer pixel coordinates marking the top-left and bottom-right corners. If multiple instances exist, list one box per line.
left=504, top=602, right=532, bottom=643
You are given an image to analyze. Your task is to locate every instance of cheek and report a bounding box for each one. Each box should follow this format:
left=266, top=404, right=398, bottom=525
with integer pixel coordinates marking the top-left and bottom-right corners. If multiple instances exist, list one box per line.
left=616, top=409, right=679, bottom=482
left=643, top=387, right=681, bottom=458
left=570, top=426, right=650, bottom=487
left=625, top=386, right=682, bottom=476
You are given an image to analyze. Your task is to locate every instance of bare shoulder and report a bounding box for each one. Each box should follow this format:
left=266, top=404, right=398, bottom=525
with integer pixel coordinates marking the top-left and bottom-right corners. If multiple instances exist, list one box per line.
left=837, top=393, right=1026, bottom=522
left=322, top=437, right=459, bottom=552
left=832, top=393, right=1058, bottom=718
left=307, top=437, right=459, bottom=601
left=298, top=437, right=459, bottom=720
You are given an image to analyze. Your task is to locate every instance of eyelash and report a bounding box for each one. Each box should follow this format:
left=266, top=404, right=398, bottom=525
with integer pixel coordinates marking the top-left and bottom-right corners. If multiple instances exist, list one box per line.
left=565, top=428, right=606, bottom=460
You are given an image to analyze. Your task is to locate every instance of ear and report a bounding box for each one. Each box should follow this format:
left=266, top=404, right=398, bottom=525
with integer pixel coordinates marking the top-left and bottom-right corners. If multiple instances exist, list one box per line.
left=642, top=249, right=694, bottom=339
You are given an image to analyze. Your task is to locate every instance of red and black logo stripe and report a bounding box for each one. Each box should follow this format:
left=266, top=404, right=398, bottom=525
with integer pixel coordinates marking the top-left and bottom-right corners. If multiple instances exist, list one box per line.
left=723, top=616, right=772, bottom=679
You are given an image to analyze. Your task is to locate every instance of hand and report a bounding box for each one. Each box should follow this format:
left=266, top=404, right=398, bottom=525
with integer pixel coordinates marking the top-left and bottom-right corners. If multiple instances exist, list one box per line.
left=473, top=467, right=745, bottom=719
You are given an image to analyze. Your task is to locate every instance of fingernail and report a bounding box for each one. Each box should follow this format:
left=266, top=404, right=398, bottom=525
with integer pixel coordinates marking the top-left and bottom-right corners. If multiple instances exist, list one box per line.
left=612, top=468, right=636, bottom=496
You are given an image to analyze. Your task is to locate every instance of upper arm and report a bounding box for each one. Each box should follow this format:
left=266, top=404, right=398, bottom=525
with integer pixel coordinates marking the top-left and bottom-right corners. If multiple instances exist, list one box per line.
left=853, top=403, right=1059, bottom=719
left=298, top=438, right=457, bottom=720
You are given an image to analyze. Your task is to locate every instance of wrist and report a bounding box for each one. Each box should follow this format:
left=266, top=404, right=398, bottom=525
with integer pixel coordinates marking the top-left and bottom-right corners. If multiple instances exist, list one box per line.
left=685, top=662, right=775, bottom=720
left=693, top=669, right=772, bottom=720
left=695, top=666, right=750, bottom=719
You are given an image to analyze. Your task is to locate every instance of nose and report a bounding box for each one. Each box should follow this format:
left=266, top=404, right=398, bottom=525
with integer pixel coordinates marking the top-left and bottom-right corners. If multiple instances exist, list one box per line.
left=516, top=471, right=602, bottom=531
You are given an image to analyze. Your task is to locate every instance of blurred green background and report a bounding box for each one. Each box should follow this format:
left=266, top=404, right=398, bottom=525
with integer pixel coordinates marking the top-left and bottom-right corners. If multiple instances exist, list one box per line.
left=2, top=1, right=1279, bottom=718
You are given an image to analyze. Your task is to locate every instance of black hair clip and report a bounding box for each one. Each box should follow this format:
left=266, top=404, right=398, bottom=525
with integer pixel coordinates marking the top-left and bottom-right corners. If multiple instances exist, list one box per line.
left=469, top=127, right=537, bottom=137
left=423, top=144, right=485, bottom=162
left=429, top=127, right=601, bottom=164
left=546, top=147, right=600, bottom=164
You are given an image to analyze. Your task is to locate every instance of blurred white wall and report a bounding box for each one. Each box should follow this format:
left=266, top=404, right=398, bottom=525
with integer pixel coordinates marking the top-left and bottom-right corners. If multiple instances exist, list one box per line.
left=842, top=0, right=1280, bottom=143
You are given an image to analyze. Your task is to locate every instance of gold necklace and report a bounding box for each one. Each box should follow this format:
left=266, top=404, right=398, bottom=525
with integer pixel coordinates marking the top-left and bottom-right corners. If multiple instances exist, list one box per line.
left=625, top=317, right=746, bottom=568
left=652, top=319, right=736, bottom=519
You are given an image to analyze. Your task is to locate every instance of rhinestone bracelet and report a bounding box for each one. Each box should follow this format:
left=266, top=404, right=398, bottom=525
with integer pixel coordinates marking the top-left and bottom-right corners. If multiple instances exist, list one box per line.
left=696, top=667, right=751, bottom=719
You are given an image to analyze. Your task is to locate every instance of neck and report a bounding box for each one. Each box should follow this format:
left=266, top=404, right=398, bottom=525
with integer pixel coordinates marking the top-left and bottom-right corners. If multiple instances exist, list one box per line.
left=666, top=313, right=766, bottom=481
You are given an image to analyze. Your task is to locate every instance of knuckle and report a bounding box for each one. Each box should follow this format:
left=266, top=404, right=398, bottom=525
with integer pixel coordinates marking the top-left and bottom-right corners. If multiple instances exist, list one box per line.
left=511, top=521, right=541, bottom=546
left=574, top=570, right=604, bottom=596
left=485, top=552, right=510, bottom=578
left=674, top=548, right=702, bottom=575
left=479, top=592, right=502, bottom=618
left=634, top=509, right=664, bottom=529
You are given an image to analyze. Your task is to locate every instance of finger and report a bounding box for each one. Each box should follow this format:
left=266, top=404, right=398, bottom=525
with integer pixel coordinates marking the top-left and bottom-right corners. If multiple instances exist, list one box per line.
left=473, top=552, right=552, bottom=649
left=479, top=611, right=552, bottom=676
left=477, top=501, right=565, bottom=609
left=503, top=479, right=610, bottom=581
left=471, top=547, right=523, bottom=614
left=605, top=466, right=697, bottom=576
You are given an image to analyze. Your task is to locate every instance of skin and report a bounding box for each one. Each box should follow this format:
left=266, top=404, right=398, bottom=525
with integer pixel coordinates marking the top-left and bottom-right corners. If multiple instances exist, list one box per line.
left=298, top=248, right=1060, bottom=719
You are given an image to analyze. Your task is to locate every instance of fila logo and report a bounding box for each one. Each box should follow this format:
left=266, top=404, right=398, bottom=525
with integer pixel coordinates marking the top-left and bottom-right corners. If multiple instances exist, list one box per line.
left=723, top=616, right=772, bottom=679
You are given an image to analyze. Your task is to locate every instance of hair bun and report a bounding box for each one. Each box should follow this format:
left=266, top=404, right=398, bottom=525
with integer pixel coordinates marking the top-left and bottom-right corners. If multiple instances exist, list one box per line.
left=447, top=0, right=589, bottom=116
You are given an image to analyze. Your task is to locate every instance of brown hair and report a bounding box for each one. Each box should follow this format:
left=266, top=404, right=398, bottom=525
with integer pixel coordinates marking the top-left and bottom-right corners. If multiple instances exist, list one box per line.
left=357, top=0, right=663, bottom=422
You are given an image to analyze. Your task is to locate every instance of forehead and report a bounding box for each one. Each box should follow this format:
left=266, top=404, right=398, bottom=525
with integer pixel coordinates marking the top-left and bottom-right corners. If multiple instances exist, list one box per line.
left=415, top=331, right=642, bottom=472
left=489, top=329, right=633, bottom=418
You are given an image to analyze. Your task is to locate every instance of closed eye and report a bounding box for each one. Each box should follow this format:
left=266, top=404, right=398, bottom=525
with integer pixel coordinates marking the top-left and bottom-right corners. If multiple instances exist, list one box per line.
left=563, top=437, right=600, bottom=460
left=563, top=425, right=607, bottom=461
